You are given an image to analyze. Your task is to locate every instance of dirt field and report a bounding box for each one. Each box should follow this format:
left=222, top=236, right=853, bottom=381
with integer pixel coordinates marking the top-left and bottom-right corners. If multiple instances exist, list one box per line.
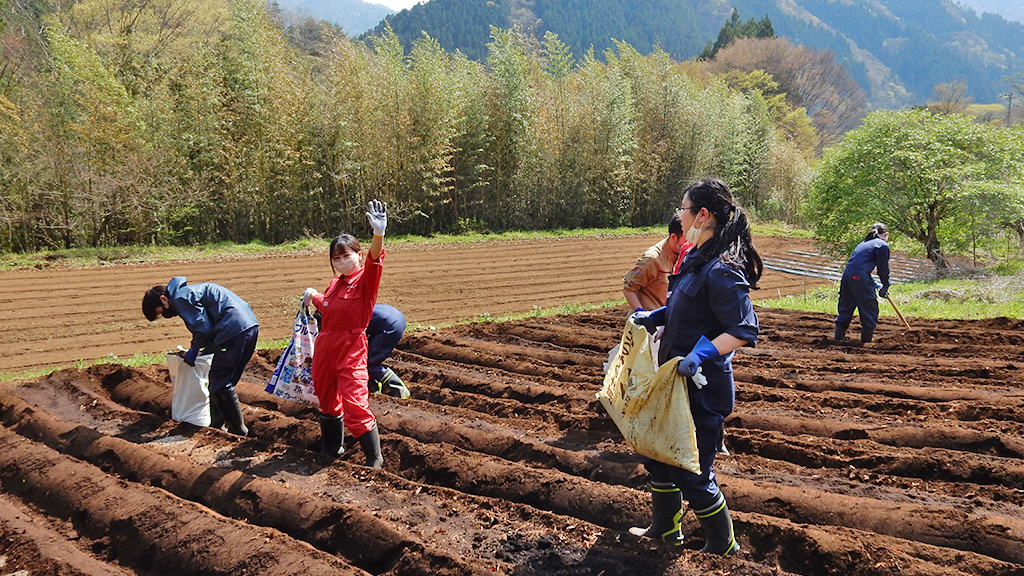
left=2, top=234, right=1023, bottom=575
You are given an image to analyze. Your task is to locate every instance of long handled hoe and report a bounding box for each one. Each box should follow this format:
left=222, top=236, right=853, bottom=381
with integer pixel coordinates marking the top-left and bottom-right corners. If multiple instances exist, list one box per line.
left=885, top=295, right=912, bottom=331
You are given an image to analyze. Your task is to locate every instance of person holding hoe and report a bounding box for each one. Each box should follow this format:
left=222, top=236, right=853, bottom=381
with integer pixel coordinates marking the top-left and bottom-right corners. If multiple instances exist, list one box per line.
left=302, top=199, right=389, bottom=468
left=835, top=222, right=890, bottom=344
left=630, top=177, right=760, bottom=555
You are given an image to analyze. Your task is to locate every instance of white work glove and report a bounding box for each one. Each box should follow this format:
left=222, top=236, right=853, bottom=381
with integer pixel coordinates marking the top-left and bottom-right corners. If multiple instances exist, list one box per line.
left=366, top=199, right=387, bottom=236
left=301, top=287, right=316, bottom=309
left=691, top=366, right=708, bottom=389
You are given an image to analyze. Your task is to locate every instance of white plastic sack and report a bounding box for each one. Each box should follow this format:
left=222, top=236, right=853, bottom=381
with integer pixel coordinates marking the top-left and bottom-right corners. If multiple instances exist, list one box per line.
left=597, top=318, right=700, bottom=474
left=265, top=307, right=320, bottom=407
left=167, top=352, right=213, bottom=426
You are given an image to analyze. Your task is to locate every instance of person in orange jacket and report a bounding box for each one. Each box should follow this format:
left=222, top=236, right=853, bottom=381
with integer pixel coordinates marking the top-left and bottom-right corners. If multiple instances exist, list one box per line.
left=622, top=215, right=688, bottom=314
left=302, top=200, right=387, bottom=468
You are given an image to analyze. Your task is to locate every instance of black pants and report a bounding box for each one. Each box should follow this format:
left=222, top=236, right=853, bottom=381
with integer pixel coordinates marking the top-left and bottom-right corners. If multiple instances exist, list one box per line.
left=208, top=325, right=259, bottom=394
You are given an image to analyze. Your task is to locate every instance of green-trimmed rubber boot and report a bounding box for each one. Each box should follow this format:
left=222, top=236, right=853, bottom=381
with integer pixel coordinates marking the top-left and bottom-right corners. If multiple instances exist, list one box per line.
left=694, top=493, right=740, bottom=555
left=628, top=482, right=684, bottom=544
left=379, top=367, right=411, bottom=399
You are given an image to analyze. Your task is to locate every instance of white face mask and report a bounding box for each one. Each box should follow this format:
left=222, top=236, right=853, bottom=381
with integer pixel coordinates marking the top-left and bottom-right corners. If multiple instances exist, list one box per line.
left=332, top=253, right=360, bottom=277
left=684, top=222, right=703, bottom=245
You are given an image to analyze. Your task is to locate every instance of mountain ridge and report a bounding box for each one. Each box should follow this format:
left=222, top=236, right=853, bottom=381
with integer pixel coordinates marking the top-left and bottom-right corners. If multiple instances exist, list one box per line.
left=359, top=0, right=1024, bottom=110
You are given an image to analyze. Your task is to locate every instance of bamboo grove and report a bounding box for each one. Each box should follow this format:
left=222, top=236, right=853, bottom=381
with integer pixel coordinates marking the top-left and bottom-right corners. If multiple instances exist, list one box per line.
left=0, top=0, right=813, bottom=252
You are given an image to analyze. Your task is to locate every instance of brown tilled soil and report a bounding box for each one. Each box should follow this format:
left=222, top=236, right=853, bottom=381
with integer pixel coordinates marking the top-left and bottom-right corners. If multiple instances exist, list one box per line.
left=2, top=235, right=1023, bottom=576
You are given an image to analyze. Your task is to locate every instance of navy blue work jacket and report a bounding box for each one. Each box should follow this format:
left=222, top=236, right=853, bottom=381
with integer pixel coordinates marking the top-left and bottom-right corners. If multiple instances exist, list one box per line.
left=842, top=238, right=890, bottom=292
left=656, top=245, right=759, bottom=428
left=167, top=276, right=259, bottom=351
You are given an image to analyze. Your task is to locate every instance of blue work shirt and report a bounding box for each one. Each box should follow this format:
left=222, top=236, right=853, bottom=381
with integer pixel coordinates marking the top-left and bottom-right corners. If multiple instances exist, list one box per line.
left=655, top=244, right=759, bottom=428
left=842, top=238, right=890, bottom=293
left=167, top=277, right=259, bottom=352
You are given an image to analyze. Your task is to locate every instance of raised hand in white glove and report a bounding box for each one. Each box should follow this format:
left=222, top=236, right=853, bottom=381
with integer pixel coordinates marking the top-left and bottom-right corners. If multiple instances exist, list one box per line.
left=366, top=199, right=387, bottom=236
left=301, top=287, right=316, bottom=309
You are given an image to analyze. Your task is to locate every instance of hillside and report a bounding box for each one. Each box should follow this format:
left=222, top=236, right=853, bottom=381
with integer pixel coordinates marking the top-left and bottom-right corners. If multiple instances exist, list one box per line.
left=364, top=0, right=1024, bottom=109
left=275, top=0, right=393, bottom=34
left=956, top=0, right=1024, bottom=24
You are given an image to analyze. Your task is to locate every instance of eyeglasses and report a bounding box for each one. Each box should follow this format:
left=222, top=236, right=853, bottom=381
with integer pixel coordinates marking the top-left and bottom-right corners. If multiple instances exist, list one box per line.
left=675, top=206, right=697, bottom=218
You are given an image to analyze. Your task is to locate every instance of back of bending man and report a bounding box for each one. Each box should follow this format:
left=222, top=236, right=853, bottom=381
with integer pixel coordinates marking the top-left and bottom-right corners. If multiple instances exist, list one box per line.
left=143, top=278, right=259, bottom=436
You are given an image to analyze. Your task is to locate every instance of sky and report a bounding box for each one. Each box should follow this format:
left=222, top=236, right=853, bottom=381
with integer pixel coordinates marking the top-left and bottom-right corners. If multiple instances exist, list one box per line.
left=373, top=0, right=422, bottom=11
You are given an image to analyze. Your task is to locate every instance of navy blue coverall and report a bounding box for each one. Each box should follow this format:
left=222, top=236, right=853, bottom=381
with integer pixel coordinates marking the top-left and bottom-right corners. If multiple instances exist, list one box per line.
left=366, top=304, right=406, bottom=388
left=836, top=238, right=890, bottom=342
left=644, top=244, right=759, bottom=511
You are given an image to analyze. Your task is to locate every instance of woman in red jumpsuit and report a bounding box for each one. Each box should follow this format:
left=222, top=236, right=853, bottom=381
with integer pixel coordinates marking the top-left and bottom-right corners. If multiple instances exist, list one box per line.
left=304, top=200, right=388, bottom=468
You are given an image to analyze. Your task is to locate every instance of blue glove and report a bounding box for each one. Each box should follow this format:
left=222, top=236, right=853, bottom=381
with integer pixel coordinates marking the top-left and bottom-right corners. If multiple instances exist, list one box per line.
left=878, top=285, right=889, bottom=298
left=183, top=346, right=199, bottom=367
left=634, top=307, right=645, bottom=313
left=631, top=309, right=660, bottom=332
left=677, top=335, right=719, bottom=378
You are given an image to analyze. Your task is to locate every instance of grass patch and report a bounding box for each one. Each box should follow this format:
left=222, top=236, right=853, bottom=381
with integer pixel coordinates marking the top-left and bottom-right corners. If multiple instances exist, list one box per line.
left=759, top=274, right=1024, bottom=320
left=0, top=351, right=167, bottom=382
left=400, top=299, right=627, bottom=332
left=750, top=221, right=815, bottom=239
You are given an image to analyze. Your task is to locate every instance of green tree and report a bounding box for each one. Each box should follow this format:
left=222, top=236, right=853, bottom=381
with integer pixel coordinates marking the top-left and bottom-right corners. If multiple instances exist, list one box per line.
left=806, top=109, right=1024, bottom=267
left=699, top=9, right=774, bottom=61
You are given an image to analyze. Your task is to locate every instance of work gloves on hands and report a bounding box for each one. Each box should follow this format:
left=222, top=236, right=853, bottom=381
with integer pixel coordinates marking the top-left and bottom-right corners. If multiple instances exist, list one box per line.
left=366, top=199, right=387, bottom=236
left=183, top=346, right=199, bottom=367
left=878, top=285, right=889, bottom=298
left=631, top=309, right=660, bottom=333
left=677, top=335, right=719, bottom=378
left=302, top=287, right=316, bottom=309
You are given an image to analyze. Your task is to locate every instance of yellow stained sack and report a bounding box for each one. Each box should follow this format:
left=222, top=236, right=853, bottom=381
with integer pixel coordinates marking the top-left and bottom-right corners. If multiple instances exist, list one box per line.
left=597, top=318, right=700, bottom=474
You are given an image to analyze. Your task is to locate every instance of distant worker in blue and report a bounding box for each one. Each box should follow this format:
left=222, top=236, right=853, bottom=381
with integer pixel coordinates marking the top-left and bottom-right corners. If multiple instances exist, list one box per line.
left=143, top=277, right=260, bottom=436
left=835, top=222, right=890, bottom=344
left=367, top=304, right=411, bottom=399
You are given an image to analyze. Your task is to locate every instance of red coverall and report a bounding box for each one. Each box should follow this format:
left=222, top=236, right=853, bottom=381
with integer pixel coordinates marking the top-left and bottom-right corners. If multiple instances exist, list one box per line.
left=310, top=251, right=384, bottom=437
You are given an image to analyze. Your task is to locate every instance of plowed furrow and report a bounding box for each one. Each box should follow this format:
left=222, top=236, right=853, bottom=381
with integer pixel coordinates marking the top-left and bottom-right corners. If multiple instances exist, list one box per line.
left=725, top=428, right=1024, bottom=488
left=0, top=426, right=368, bottom=576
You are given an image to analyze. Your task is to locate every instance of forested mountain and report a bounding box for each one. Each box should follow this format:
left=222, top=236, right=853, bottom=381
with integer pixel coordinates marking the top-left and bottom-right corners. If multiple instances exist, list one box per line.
left=365, top=0, right=1024, bottom=109
left=272, top=0, right=392, bottom=34
left=956, top=0, right=1024, bottom=24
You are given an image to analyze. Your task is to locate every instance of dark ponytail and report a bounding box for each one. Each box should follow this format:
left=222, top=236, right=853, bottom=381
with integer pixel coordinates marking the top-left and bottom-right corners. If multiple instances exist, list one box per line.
left=863, top=222, right=888, bottom=242
left=677, top=178, right=763, bottom=288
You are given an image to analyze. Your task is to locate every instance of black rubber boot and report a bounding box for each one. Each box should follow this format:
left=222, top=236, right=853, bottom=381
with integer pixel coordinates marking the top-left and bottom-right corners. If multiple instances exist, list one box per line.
left=861, top=326, right=875, bottom=343
left=319, top=413, right=344, bottom=457
left=694, top=493, right=739, bottom=555
left=211, top=388, right=248, bottom=437
left=834, top=322, right=849, bottom=341
left=209, top=398, right=226, bottom=432
left=358, top=423, right=384, bottom=469
left=628, top=482, right=684, bottom=543
left=380, top=367, right=411, bottom=399
left=715, top=426, right=730, bottom=456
